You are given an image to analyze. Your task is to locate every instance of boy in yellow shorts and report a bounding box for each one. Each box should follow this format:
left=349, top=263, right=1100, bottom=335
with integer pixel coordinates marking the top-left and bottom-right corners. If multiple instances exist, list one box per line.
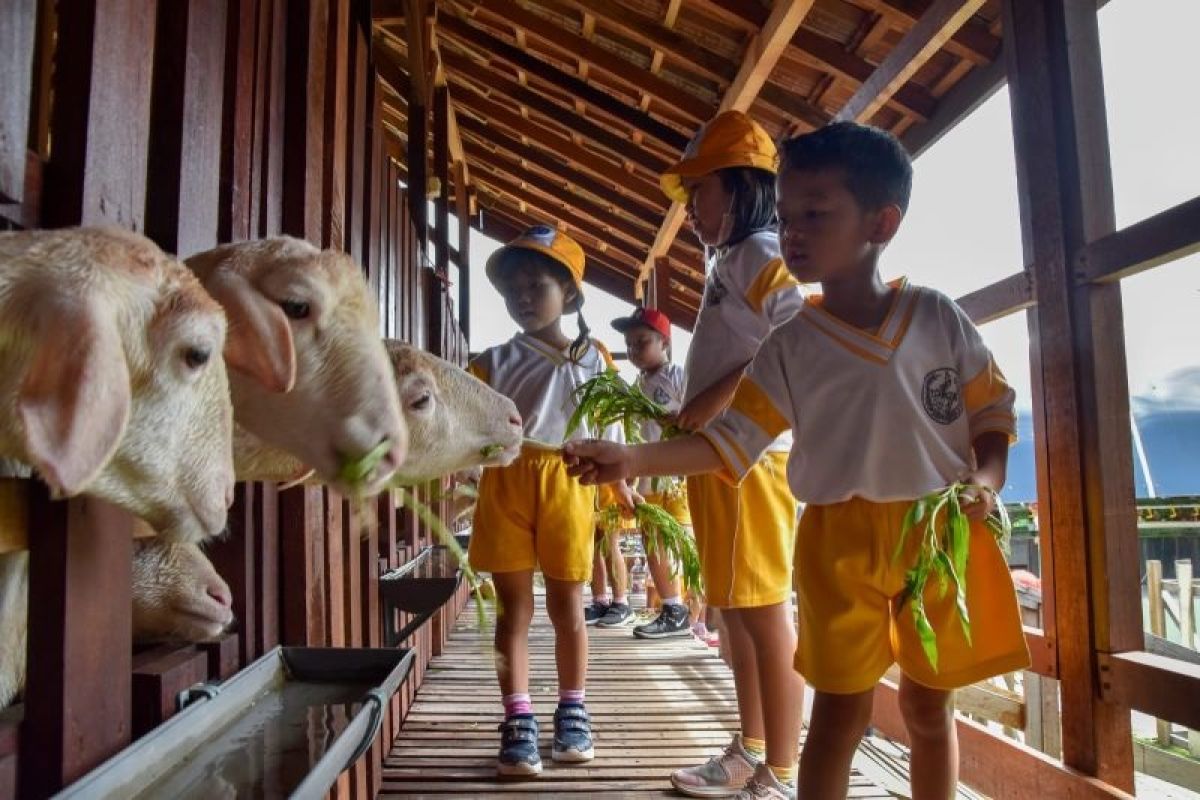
left=564, top=122, right=1031, bottom=799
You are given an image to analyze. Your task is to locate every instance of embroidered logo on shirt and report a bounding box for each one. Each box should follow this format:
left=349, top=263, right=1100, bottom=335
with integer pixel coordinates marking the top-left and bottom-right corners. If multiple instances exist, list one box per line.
left=704, top=275, right=728, bottom=307
left=922, top=368, right=963, bottom=425
left=652, top=386, right=670, bottom=404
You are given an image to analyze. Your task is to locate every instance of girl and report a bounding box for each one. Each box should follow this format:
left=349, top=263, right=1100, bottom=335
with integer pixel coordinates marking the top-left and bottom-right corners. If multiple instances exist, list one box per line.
left=660, top=111, right=807, bottom=799
left=467, top=225, right=632, bottom=777
left=610, top=306, right=696, bottom=640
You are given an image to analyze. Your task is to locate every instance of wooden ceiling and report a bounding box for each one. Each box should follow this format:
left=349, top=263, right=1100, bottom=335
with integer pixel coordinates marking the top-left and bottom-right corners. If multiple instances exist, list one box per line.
left=371, top=0, right=1004, bottom=327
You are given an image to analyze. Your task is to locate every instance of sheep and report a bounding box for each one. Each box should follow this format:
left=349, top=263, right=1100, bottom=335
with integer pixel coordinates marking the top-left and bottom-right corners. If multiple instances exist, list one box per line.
left=185, top=238, right=407, bottom=496
left=233, top=340, right=523, bottom=485
left=0, top=227, right=235, bottom=542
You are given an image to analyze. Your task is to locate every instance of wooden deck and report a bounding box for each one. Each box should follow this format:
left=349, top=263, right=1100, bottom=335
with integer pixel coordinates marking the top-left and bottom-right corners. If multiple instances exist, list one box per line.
left=381, top=592, right=983, bottom=798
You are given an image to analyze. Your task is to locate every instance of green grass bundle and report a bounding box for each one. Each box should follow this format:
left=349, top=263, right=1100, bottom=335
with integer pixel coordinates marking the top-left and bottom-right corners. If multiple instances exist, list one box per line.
left=635, top=502, right=702, bottom=596
left=394, top=486, right=490, bottom=633
left=564, top=370, right=682, bottom=443
left=892, top=483, right=1012, bottom=672
left=337, top=439, right=394, bottom=496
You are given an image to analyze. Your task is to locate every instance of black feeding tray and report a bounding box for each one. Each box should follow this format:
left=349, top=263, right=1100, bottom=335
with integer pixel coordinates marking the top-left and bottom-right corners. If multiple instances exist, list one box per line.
left=379, top=545, right=462, bottom=646
left=55, top=646, right=415, bottom=800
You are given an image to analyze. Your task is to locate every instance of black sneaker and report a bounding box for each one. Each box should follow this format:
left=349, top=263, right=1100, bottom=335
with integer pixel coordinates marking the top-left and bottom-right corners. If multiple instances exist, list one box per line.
left=595, top=602, right=633, bottom=627
left=584, top=601, right=610, bottom=626
left=633, top=603, right=691, bottom=639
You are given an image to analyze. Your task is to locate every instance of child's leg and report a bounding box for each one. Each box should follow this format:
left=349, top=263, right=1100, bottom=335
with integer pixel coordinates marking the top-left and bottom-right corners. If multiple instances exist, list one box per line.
left=716, top=610, right=766, bottom=746
left=898, top=675, right=957, bottom=800
left=604, top=533, right=628, bottom=604
left=544, top=576, right=588, bottom=693
left=798, top=688, right=873, bottom=799
left=725, top=603, right=804, bottom=778
left=589, top=535, right=609, bottom=602
left=646, top=549, right=682, bottom=603
left=492, top=570, right=535, bottom=697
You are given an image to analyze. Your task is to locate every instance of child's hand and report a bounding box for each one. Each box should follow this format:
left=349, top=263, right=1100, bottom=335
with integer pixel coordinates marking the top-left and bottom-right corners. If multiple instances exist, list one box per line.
left=563, top=440, right=634, bottom=485
left=613, top=481, right=640, bottom=513
left=959, top=477, right=998, bottom=522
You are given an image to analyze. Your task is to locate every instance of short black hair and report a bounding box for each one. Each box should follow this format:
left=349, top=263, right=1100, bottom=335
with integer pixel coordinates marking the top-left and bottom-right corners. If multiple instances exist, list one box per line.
left=778, top=122, right=913, bottom=213
left=716, top=166, right=776, bottom=246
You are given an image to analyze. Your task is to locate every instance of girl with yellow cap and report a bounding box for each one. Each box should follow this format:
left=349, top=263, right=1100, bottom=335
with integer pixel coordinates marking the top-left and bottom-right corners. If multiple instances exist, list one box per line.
left=661, top=110, right=806, bottom=799
left=466, top=225, right=634, bottom=777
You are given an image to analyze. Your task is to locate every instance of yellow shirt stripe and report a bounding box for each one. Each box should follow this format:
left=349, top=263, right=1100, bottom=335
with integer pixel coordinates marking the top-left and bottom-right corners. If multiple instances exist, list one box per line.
left=729, top=377, right=792, bottom=439
left=744, top=258, right=801, bottom=315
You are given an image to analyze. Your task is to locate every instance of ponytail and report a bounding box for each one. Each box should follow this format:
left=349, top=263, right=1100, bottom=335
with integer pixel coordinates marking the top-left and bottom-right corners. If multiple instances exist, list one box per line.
left=568, top=309, right=591, bottom=364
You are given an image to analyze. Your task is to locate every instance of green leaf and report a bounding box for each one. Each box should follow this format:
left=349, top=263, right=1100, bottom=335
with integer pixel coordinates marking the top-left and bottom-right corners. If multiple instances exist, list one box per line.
left=337, top=439, right=394, bottom=494
left=948, top=491, right=970, bottom=583
left=934, top=549, right=972, bottom=646
left=911, top=596, right=939, bottom=672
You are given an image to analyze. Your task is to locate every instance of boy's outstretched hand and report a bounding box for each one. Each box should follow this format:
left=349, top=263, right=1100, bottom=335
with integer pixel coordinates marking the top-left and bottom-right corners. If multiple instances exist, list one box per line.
left=563, top=440, right=634, bottom=485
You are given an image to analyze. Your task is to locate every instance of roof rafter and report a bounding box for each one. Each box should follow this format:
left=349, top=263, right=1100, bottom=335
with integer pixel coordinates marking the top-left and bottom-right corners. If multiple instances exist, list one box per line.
left=836, top=0, right=987, bottom=123
left=638, top=0, right=816, bottom=288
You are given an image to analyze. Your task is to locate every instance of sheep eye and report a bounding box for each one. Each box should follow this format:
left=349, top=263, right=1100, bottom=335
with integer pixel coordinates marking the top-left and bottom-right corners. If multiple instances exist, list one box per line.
left=281, top=300, right=311, bottom=320
left=410, top=392, right=432, bottom=411
left=184, top=347, right=211, bottom=370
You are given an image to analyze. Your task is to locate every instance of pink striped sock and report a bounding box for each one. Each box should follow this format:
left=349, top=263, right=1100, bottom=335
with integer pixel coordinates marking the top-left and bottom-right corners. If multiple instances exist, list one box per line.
left=559, top=688, right=585, bottom=706
left=502, top=693, right=532, bottom=717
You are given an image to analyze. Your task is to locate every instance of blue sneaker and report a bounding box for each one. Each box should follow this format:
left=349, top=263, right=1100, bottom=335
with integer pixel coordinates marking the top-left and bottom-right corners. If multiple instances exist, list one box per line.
left=497, top=715, right=542, bottom=776
left=552, top=705, right=594, bottom=762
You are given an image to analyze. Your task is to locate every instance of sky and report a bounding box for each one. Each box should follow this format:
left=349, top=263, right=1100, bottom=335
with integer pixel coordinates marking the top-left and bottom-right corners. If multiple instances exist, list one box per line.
left=452, top=0, right=1199, bottom=495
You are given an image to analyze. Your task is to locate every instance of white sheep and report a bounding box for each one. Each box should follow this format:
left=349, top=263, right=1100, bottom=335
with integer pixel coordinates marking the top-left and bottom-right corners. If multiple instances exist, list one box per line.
left=0, top=227, right=235, bottom=542
left=185, top=238, right=407, bottom=496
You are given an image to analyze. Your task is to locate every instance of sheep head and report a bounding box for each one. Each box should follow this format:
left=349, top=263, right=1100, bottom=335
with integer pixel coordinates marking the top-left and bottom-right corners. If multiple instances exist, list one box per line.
left=131, top=541, right=234, bottom=642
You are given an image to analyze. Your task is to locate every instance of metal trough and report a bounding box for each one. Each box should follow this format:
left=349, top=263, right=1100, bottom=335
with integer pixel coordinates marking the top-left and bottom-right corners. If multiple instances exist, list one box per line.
left=380, top=545, right=462, bottom=646
left=55, top=646, right=415, bottom=800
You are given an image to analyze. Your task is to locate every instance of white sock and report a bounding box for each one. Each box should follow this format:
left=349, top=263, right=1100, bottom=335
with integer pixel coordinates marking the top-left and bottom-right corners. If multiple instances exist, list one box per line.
left=661, top=595, right=682, bottom=607
left=593, top=593, right=610, bottom=605
left=613, top=594, right=628, bottom=605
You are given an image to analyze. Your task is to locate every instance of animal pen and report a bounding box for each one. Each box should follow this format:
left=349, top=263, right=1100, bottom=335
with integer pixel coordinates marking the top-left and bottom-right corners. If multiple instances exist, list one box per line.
left=0, top=0, right=1197, bottom=798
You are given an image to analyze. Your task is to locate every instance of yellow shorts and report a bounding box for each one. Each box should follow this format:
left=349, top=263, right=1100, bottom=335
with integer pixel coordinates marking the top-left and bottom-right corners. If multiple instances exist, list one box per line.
left=687, top=451, right=796, bottom=609
left=643, top=490, right=691, bottom=526
left=469, top=447, right=598, bottom=582
left=794, top=497, right=1031, bottom=694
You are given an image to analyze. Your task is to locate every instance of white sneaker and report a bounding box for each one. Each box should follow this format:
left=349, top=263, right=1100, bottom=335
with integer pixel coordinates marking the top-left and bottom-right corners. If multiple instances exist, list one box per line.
left=733, top=763, right=796, bottom=799
left=670, top=733, right=760, bottom=798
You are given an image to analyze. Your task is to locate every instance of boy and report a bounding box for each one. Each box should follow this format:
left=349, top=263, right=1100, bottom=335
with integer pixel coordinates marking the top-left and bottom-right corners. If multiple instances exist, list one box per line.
left=564, top=122, right=1030, bottom=799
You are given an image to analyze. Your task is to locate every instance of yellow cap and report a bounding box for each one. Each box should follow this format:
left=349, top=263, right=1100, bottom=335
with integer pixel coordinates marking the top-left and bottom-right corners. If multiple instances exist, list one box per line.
left=660, top=111, right=778, bottom=203
left=485, top=225, right=586, bottom=311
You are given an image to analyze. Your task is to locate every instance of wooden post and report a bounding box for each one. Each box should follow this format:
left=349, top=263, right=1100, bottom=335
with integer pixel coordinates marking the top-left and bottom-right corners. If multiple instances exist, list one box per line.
left=145, top=0, right=227, bottom=257
left=280, top=485, right=327, bottom=646
left=217, top=0, right=259, bottom=243
left=22, top=488, right=133, bottom=798
left=1146, top=560, right=1171, bottom=746
left=433, top=84, right=450, bottom=279
left=455, top=159, right=471, bottom=340
left=0, top=0, right=35, bottom=205
left=281, top=0, right=328, bottom=244
left=1178, top=559, right=1194, bottom=650
left=322, top=0, right=350, bottom=251
left=1004, top=0, right=1138, bottom=787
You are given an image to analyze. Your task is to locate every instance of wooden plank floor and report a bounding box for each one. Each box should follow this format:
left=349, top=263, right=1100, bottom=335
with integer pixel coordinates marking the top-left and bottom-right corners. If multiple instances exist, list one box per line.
left=381, top=591, right=974, bottom=799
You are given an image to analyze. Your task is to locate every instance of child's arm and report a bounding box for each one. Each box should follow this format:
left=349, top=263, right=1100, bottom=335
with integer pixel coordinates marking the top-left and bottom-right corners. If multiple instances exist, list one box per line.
left=962, top=431, right=1009, bottom=521
left=564, top=435, right=724, bottom=486
left=675, top=363, right=747, bottom=430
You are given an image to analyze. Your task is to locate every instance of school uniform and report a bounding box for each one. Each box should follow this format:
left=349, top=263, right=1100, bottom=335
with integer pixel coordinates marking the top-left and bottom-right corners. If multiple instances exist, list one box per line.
left=468, top=334, right=617, bottom=582
left=633, top=363, right=692, bottom=525
left=702, top=278, right=1031, bottom=693
left=683, top=230, right=804, bottom=609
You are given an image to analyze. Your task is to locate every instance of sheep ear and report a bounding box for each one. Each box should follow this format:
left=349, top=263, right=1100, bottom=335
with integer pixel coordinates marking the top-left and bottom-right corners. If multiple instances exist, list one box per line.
left=206, top=272, right=296, bottom=394
left=17, top=304, right=132, bottom=496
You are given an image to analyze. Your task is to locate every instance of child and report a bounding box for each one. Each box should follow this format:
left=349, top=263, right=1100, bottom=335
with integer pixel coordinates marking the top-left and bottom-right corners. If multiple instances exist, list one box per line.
left=610, top=306, right=695, bottom=640
left=467, top=225, right=633, bottom=777
left=564, top=122, right=1032, bottom=799
left=653, top=110, right=808, bottom=799
left=584, top=522, right=632, bottom=627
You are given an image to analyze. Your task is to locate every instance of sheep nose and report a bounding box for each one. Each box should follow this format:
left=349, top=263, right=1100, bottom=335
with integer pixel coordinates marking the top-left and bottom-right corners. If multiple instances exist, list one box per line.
left=380, top=439, right=407, bottom=474
left=508, top=412, right=523, bottom=430
left=208, top=582, right=233, bottom=610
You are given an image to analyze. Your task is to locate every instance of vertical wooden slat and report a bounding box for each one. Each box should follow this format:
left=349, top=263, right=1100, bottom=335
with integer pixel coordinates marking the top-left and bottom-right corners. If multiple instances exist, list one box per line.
left=281, top=0, right=328, bottom=243
left=348, top=25, right=369, bottom=266
left=261, top=0, right=286, bottom=237
left=433, top=84, right=450, bottom=279
left=257, top=482, right=281, bottom=654
left=324, top=488, right=346, bottom=647
left=1004, top=0, right=1137, bottom=788
left=0, top=0, right=35, bottom=205
left=322, top=0, right=350, bottom=250
left=454, top=159, right=471, bottom=339
left=218, top=0, right=258, bottom=243
left=22, top=489, right=133, bottom=797
left=145, top=0, right=227, bottom=257
left=280, top=485, right=326, bottom=646
left=42, top=0, right=157, bottom=229
left=207, top=483, right=257, bottom=665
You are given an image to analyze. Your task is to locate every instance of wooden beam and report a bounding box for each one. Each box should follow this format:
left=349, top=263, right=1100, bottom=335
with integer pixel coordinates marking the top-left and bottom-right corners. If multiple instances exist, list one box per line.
left=638, top=0, right=814, bottom=287
left=454, top=159, right=471, bottom=340
left=433, top=83, right=450, bottom=279
left=449, top=82, right=663, bottom=208
left=557, top=0, right=735, bottom=85
left=440, top=47, right=670, bottom=176
left=836, top=0, right=986, bottom=123
left=1099, top=651, right=1200, bottom=733
left=404, top=0, right=430, bottom=105
left=956, top=270, right=1034, bottom=325
left=791, top=29, right=938, bottom=121
left=869, top=0, right=1001, bottom=64
left=901, top=49, right=1004, bottom=156
left=1005, top=0, right=1138, bottom=788
left=438, top=12, right=689, bottom=151
left=469, top=0, right=712, bottom=122
left=758, top=82, right=832, bottom=131
left=1078, top=194, right=1200, bottom=284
